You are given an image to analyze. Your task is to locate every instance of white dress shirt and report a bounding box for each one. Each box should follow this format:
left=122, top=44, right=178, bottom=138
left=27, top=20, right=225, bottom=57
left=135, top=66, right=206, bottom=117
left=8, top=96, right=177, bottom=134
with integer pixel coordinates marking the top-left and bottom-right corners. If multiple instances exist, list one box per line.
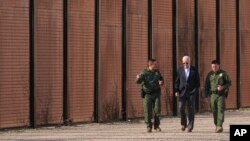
left=184, top=66, right=190, bottom=80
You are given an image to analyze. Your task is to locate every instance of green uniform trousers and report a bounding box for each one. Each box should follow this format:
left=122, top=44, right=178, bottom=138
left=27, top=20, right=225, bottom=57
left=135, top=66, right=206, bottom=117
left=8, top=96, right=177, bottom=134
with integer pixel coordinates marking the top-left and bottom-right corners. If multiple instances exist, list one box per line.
left=143, top=93, right=161, bottom=129
left=210, top=94, right=226, bottom=127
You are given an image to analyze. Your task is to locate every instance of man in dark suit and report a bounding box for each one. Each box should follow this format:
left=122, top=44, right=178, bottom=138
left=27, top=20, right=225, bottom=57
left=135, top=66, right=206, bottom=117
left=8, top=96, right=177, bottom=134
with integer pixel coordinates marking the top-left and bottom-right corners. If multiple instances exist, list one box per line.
left=175, top=56, right=200, bottom=132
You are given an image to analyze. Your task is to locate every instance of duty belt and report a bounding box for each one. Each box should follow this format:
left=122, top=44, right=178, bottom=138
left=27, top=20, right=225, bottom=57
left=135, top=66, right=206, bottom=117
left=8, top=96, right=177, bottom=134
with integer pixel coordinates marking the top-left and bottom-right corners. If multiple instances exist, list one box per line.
left=211, top=90, right=218, bottom=94
left=211, top=90, right=225, bottom=95
left=146, top=88, right=161, bottom=94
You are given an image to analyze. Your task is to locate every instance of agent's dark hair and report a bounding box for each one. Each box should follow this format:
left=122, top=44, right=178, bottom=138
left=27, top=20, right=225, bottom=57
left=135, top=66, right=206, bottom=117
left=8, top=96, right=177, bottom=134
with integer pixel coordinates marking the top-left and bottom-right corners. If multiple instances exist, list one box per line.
left=211, top=60, right=220, bottom=65
left=148, top=59, right=157, bottom=66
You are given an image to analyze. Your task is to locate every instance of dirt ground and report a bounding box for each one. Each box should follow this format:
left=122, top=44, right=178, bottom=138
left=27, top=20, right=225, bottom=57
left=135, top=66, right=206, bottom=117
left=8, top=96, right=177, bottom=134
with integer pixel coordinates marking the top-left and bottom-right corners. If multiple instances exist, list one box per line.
left=1, top=109, right=250, bottom=141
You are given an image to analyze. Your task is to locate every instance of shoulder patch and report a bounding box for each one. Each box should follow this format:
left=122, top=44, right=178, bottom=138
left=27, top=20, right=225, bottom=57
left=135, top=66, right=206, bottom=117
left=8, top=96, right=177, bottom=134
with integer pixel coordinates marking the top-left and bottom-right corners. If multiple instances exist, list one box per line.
left=219, top=73, right=223, bottom=77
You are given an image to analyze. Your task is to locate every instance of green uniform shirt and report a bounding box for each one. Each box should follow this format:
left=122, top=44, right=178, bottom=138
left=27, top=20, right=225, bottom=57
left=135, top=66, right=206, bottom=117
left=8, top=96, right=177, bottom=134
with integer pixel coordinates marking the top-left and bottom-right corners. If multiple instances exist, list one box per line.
left=205, top=69, right=231, bottom=97
left=136, top=69, right=163, bottom=94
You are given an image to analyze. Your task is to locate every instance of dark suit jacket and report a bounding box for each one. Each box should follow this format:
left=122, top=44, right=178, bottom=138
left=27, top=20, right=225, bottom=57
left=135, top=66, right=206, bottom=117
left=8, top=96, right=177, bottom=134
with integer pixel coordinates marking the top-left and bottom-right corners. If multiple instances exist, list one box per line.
left=175, top=66, right=200, bottom=97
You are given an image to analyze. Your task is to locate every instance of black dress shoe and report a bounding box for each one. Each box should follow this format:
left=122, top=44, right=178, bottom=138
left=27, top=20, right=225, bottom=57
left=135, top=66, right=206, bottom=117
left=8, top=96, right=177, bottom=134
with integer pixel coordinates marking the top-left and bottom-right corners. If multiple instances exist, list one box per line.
left=181, top=126, right=186, bottom=131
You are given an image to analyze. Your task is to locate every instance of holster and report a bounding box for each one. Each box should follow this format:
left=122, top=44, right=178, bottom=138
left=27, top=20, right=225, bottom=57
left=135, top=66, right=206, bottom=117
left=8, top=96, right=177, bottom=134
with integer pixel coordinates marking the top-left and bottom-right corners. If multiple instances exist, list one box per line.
left=141, top=88, right=146, bottom=98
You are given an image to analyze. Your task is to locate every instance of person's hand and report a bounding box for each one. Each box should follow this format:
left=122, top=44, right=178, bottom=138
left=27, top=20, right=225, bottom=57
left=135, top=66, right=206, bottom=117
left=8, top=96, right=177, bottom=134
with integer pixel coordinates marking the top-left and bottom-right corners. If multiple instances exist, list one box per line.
left=159, top=80, right=163, bottom=85
left=175, top=92, right=179, bottom=97
left=136, top=74, right=140, bottom=79
left=217, top=85, right=224, bottom=91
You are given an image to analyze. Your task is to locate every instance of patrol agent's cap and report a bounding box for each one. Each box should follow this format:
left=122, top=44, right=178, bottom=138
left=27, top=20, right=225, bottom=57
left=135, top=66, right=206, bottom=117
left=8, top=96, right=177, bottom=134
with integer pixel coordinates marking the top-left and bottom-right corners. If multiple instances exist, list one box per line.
left=211, top=60, right=220, bottom=65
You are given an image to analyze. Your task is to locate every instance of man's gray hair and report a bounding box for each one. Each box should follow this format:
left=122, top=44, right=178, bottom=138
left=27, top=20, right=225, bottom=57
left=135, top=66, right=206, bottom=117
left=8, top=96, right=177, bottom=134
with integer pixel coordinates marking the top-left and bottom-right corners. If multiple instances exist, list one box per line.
left=182, top=56, right=191, bottom=63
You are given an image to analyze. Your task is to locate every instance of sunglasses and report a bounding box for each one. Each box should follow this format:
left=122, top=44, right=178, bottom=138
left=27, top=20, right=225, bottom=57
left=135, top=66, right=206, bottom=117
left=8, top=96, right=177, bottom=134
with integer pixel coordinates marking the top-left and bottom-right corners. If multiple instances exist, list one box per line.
left=183, top=62, right=189, bottom=64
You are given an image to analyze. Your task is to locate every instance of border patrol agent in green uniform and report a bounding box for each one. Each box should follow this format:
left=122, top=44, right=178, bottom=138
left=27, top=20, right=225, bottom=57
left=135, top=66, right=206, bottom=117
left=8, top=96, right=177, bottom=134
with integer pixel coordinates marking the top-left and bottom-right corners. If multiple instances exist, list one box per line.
left=205, top=60, right=231, bottom=133
left=136, top=59, right=163, bottom=133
